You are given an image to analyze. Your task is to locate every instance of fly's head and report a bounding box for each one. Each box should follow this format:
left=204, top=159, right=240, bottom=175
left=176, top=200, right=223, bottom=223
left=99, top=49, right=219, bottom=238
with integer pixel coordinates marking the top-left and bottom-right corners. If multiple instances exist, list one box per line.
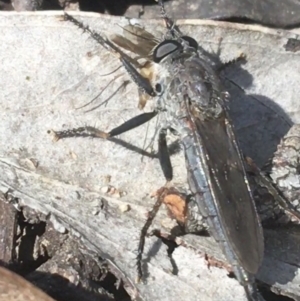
left=154, top=0, right=200, bottom=65
left=153, top=35, right=199, bottom=66
left=110, top=0, right=202, bottom=111
left=151, top=2, right=225, bottom=120
left=151, top=33, right=216, bottom=121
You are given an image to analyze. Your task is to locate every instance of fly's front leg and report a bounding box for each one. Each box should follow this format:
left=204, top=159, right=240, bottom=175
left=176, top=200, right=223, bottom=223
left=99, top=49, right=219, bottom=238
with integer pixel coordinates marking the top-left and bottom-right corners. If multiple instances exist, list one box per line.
left=137, top=128, right=204, bottom=281
left=136, top=190, right=208, bottom=282
left=48, top=111, right=157, bottom=142
left=137, top=127, right=174, bottom=282
left=158, top=128, right=205, bottom=232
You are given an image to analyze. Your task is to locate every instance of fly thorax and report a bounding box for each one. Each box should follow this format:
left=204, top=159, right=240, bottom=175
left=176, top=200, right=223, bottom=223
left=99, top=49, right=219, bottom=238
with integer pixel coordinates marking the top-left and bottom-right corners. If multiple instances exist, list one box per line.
left=154, top=64, right=177, bottom=109
left=175, top=59, right=224, bottom=119
left=193, top=96, right=224, bottom=119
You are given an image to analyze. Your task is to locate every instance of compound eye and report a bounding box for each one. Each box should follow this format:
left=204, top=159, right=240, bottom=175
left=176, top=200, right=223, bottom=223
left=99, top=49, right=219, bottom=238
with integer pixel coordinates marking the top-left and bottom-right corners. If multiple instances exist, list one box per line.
left=155, top=83, right=162, bottom=94
left=181, top=36, right=198, bottom=50
left=153, top=40, right=182, bottom=63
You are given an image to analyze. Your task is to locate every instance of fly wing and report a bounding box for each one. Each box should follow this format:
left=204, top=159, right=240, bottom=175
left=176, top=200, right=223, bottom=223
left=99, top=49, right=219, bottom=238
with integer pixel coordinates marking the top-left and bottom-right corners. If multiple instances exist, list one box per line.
left=193, top=110, right=264, bottom=274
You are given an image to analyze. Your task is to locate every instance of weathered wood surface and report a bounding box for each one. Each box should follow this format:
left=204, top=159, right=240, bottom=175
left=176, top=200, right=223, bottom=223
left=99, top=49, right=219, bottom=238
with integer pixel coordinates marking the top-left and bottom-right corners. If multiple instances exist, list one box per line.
left=0, top=11, right=300, bottom=301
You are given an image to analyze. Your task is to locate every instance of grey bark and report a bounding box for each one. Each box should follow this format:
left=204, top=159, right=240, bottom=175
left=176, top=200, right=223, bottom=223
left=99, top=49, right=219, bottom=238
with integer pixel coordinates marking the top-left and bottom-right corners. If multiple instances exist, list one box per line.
left=1, top=12, right=300, bottom=301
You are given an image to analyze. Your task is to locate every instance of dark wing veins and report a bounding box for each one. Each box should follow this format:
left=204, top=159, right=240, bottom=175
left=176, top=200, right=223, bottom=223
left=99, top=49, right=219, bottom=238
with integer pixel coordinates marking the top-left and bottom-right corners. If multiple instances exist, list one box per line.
left=190, top=104, right=264, bottom=274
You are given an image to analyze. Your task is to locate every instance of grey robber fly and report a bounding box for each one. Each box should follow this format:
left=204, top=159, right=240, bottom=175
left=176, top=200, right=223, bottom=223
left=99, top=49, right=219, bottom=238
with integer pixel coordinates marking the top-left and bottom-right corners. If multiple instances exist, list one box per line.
left=50, top=2, right=271, bottom=300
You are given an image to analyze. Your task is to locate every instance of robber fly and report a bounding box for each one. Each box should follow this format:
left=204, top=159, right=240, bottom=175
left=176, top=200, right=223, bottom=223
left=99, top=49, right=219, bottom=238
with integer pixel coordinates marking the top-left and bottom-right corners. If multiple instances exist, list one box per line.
left=50, top=2, right=267, bottom=300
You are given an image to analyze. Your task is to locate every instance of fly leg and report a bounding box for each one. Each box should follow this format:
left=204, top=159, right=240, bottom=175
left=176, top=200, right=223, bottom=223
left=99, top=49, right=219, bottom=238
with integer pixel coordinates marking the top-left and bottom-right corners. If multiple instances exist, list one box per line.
left=157, top=128, right=173, bottom=182
left=49, top=111, right=159, bottom=283
left=48, top=111, right=157, bottom=141
left=136, top=127, right=174, bottom=283
left=217, top=52, right=247, bottom=74
left=136, top=185, right=170, bottom=283
left=245, top=157, right=300, bottom=223
left=137, top=128, right=208, bottom=281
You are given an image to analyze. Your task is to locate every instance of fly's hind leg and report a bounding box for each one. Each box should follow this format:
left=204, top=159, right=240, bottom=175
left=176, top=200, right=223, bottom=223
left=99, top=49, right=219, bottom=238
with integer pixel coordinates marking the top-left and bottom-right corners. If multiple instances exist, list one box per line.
left=49, top=111, right=158, bottom=283
left=48, top=111, right=157, bottom=142
left=48, top=126, right=108, bottom=141
left=245, top=156, right=300, bottom=225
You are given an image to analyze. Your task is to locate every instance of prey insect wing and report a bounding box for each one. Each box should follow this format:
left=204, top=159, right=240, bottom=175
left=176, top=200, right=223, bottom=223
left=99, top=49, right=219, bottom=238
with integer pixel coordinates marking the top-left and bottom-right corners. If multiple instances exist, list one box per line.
left=111, top=25, right=160, bottom=109
left=111, top=24, right=158, bottom=58
left=66, top=12, right=159, bottom=109
left=64, top=13, right=155, bottom=98
left=138, top=61, right=157, bottom=109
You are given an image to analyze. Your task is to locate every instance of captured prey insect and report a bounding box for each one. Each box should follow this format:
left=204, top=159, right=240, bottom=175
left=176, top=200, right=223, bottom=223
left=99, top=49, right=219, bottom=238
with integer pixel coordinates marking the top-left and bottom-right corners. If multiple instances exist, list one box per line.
left=50, top=2, right=266, bottom=300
